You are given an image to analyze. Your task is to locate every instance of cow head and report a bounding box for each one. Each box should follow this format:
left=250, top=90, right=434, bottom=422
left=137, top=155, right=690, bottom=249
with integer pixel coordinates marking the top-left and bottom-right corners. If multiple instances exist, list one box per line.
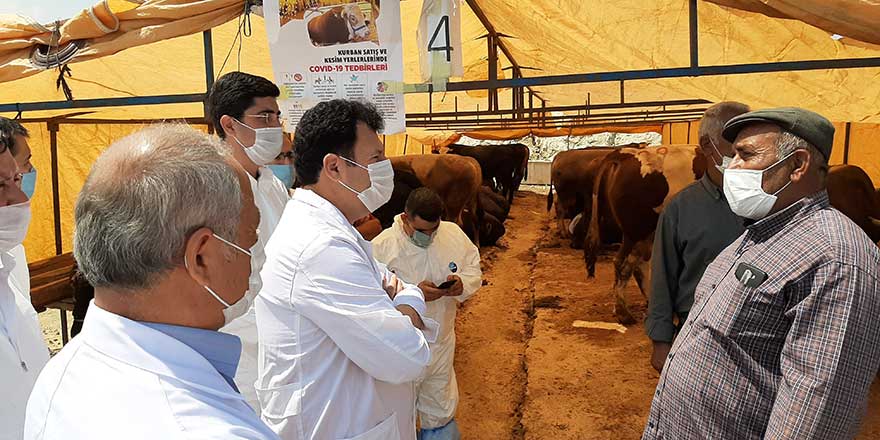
left=343, top=4, right=370, bottom=40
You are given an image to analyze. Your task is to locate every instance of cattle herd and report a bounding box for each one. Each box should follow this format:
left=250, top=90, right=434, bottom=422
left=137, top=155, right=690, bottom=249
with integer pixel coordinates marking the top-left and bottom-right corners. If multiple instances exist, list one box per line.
left=548, top=144, right=880, bottom=323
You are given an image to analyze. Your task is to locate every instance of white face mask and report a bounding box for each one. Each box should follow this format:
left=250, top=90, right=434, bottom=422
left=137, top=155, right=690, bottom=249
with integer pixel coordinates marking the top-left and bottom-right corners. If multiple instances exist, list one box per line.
left=723, top=152, right=795, bottom=220
left=336, top=156, right=395, bottom=213
left=708, top=138, right=734, bottom=174
left=0, top=200, right=31, bottom=253
left=186, top=232, right=262, bottom=326
left=231, top=119, right=284, bottom=166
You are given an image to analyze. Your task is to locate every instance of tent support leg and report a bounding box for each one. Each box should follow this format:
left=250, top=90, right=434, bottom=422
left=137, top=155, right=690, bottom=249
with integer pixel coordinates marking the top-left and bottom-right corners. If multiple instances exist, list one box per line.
left=48, top=122, right=62, bottom=256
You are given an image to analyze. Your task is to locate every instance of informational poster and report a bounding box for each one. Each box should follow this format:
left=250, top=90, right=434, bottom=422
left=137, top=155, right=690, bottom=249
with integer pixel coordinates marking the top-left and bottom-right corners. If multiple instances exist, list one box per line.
left=417, top=0, right=463, bottom=83
left=263, top=0, right=406, bottom=134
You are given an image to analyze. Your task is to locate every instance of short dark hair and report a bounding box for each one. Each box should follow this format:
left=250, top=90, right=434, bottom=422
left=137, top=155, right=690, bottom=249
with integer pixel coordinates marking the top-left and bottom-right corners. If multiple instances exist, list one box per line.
left=405, top=188, right=443, bottom=222
left=205, top=72, right=280, bottom=139
left=0, top=117, right=28, bottom=154
left=293, top=100, right=384, bottom=186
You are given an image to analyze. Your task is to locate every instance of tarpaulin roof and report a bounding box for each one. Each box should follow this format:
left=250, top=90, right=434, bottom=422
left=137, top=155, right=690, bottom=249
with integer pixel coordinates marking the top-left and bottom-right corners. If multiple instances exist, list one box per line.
left=1, top=0, right=879, bottom=263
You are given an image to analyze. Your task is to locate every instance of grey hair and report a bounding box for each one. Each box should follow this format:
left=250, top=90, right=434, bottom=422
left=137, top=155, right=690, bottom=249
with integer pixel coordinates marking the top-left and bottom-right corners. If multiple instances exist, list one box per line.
left=776, top=130, right=828, bottom=178
left=73, top=124, right=242, bottom=290
left=699, top=101, right=750, bottom=148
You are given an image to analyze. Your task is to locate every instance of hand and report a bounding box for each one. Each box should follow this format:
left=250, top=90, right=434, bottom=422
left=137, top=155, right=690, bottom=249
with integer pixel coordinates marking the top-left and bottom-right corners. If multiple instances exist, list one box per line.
left=445, top=275, right=464, bottom=297
left=418, top=281, right=446, bottom=302
left=383, top=274, right=404, bottom=300
left=651, top=341, right=672, bottom=373
left=396, top=305, right=425, bottom=330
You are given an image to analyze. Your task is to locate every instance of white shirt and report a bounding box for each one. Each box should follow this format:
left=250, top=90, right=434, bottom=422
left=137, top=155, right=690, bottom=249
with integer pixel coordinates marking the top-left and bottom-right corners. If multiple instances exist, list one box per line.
left=222, top=167, right=290, bottom=412
left=372, top=215, right=482, bottom=343
left=1, top=250, right=48, bottom=440
left=25, top=302, right=279, bottom=440
left=255, top=189, right=437, bottom=440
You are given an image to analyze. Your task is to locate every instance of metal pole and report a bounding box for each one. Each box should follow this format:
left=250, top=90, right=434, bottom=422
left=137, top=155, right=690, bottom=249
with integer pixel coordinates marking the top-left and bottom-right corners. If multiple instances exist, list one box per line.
left=487, top=35, right=498, bottom=112
left=203, top=30, right=215, bottom=134
left=689, top=0, right=699, bottom=68
left=48, top=122, right=62, bottom=255
left=619, top=80, right=625, bottom=104
left=843, top=122, right=852, bottom=164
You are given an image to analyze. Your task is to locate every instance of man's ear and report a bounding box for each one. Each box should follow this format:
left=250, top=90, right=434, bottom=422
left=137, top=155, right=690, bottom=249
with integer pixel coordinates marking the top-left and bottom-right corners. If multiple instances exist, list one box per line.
left=183, top=227, right=215, bottom=287
left=323, top=154, right=342, bottom=180
left=790, top=149, right=811, bottom=183
left=219, top=115, right=237, bottom=139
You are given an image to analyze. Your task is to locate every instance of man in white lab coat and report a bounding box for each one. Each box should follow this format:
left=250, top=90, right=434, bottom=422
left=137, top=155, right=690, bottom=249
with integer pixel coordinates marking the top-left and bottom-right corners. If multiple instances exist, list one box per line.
left=207, top=72, right=291, bottom=411
left=0, top=117, right=35, bottom=296
left=256, top=99, right=437, bottom=440
left=0, top=123, right=48, bottom=440
left=24, top=124, right=278, bottom=439
left=372, top=188, right=482, bottom=440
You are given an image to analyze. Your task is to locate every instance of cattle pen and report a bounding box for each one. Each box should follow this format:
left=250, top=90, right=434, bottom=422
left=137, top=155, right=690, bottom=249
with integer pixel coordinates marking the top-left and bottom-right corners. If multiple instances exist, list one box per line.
left=5, top=0, right=880, bottom=439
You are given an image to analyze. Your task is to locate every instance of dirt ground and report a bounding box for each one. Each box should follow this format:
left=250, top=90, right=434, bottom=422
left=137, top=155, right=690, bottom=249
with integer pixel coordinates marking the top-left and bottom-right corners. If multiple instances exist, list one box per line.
left=35, top=189, right=880, bottom=439
left=453, top=189, right=880, bottom=439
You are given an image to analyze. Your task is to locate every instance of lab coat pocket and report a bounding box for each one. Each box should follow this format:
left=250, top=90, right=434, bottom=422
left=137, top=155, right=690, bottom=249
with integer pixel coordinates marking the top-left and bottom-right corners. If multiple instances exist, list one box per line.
left=255, top=382, right=302, bottom=420
left=339, top=412, right=400, bottom=440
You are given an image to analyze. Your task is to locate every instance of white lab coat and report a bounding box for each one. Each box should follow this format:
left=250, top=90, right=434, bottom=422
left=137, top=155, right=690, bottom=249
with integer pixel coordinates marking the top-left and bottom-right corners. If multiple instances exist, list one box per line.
left=25, top=302, right=279, bottom=440
left=222, top=167, right=290, bottom=413
left=255, top=189, right=438, bottom=440
left=1, top=250, right=48, bottom=440
left=372, top=216, right=482, bottom=429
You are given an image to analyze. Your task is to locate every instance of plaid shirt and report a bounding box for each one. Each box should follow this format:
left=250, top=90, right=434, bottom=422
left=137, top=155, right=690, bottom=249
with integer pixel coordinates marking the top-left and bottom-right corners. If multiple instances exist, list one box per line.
left=643, top=191, right=880, bottom=440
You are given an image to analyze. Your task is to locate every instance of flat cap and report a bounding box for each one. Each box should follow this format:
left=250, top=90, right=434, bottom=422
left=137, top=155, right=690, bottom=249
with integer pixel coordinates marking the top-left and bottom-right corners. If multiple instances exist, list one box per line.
left=721, top=107, right=835, bottom=160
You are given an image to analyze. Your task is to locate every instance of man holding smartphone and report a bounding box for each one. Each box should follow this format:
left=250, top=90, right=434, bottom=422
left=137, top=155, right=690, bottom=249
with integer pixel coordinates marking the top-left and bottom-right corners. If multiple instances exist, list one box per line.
left=373, top=188, right=483, bottom=440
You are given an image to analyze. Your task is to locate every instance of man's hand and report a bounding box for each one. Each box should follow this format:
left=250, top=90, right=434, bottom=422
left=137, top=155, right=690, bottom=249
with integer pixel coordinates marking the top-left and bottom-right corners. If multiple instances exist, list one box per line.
left=396, top=305, right=426, bottom=330
left=445, top=275, right=464, bottom=297
left=418, top=281, right=446, bottom=302
left=651, top=341, right=672, bottom=373
left=383, top=274, right=404, bottom=300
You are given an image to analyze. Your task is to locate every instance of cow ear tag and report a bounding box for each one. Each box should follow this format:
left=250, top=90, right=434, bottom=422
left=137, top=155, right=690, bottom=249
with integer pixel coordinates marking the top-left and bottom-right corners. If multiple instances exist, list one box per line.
left=735, top=263, right=768, bottom=288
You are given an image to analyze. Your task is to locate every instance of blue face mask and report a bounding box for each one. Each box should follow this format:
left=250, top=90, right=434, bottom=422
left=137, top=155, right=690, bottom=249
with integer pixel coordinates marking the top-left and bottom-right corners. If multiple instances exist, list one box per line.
left=21, top=169, right=36, bottom=198
left=267, top=164, right=294, bottom=189
left=410, top=229, right=434, bottom=248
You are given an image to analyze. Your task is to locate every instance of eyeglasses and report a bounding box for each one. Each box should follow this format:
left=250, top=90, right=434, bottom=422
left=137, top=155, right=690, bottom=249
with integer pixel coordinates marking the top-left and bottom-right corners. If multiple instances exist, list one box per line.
left=244, top=112, right=284, bottom=126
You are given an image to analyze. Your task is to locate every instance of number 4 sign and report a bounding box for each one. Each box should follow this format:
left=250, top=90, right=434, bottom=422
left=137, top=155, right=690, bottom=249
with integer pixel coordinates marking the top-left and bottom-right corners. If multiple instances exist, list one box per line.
left=418, top=0, right=463, bottom=83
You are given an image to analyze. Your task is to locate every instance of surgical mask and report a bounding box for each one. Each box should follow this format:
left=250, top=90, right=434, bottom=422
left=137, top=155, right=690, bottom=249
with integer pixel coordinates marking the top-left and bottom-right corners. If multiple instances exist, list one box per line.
left=0, top=200, right=31, bottom=253
left=21, top=169, right=36, bottom=198
left=723, top=152, right=795, bottom=220
left=336, top=156, right=394, bottom=212
left=231, top=119, right=284, bottom=166
left=409, top=224, right=435, bottom=248
left=186, top=232, right=262, bottom=326
left=709, top=139, right=734, bottom=174
left=267, top=164, right=294, bottom=189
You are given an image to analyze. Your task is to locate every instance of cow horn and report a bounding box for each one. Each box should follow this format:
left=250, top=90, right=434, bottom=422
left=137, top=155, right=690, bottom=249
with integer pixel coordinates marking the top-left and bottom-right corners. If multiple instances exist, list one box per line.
left=871, top=217, right=880, bottom=227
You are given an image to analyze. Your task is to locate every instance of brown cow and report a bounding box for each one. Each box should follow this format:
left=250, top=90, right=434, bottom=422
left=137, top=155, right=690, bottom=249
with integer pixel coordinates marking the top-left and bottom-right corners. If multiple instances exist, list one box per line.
left=827, top=165, right=880, bottom=243
left=390, top=154, right=482, bottom=244
left=584, top=145, right=707, bottom=324
left=547, top=147, right=615, bottom=240
left=306, top=4, right=371, bottom=47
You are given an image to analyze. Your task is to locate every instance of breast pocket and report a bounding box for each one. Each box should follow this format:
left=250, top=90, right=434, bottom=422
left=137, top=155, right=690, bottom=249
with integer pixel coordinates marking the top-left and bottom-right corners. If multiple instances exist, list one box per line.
left=255, top=382, right=302, bottom=421
left=339, top=412, right=400, bottom=440
left=730, top=283, right=787, bottom=342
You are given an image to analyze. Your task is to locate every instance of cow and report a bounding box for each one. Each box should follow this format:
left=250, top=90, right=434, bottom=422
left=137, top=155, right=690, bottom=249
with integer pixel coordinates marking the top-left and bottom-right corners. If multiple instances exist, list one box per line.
left=446, top=143, right=530, bottom=205
left=827, top=165, right=880, bottom=243
left=390, top=154, right=482, bottom=245
left=306, top=4, right=371, bottom=47
left=475, top=185, right=510, bottom=247
left=584, top=145, right=707, bottom=324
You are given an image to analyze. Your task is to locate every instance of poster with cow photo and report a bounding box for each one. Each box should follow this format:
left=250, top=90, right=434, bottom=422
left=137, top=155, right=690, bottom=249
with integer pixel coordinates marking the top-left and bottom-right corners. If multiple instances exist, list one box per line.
left=264, top=0, right=406, bottom=134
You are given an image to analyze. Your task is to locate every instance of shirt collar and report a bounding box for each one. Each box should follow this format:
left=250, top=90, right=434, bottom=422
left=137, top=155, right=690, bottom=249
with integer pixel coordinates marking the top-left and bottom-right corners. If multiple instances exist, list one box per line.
left=745, top=190, right=830, bottom=240
left=140, top=321, right=241, bottom=390
left=80, top=302, right=245, bottom=400
left=698, top=174, right=723, bottom=200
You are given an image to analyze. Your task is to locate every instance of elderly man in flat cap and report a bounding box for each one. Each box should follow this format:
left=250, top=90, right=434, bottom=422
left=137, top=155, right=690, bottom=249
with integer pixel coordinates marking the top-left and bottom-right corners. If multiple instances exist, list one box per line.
left=643, top=107, right=880, bottom=440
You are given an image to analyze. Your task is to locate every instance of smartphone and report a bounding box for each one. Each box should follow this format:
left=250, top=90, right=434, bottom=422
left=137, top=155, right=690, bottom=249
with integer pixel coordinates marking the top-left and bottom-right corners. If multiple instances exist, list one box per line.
left=437, top=279, right=456, bottom=290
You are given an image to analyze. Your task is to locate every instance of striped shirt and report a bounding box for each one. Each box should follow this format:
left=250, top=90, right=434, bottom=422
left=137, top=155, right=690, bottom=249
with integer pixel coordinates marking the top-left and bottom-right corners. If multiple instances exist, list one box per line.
left=643, top=191, right=880, bottom=440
